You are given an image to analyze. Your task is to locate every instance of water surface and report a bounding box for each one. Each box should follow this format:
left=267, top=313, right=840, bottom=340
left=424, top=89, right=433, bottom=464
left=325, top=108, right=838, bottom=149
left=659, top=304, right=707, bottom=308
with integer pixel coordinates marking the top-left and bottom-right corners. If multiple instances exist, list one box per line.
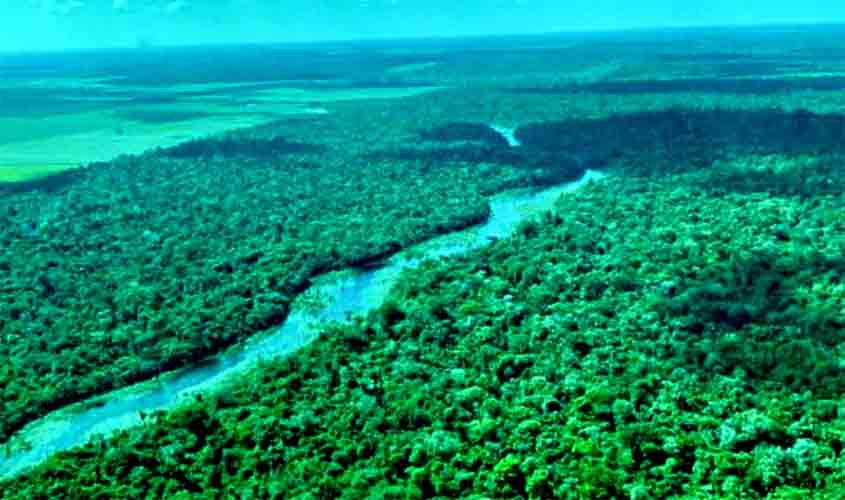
left=0, top=143, right=602, bottom=480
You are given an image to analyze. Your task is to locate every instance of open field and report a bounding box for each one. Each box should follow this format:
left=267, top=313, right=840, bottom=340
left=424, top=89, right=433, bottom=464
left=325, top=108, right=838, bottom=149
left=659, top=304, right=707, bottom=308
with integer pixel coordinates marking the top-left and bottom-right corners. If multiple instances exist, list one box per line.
left=0, top=71, right=441, bottom=181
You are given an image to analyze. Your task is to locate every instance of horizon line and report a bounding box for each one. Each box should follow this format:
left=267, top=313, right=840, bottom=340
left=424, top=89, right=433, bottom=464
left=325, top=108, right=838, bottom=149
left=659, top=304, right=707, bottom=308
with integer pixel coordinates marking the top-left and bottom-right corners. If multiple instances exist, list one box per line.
left=0, top=19, right=841, bottom=57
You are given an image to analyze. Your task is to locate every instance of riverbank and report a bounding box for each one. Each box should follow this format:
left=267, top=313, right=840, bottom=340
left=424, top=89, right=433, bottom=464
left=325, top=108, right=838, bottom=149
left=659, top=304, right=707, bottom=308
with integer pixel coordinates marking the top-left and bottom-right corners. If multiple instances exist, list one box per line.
left=5, top=167, right=845, bottom=498
left=6, top=28, right=845, bottom=497
left=0, top=170, right=605, bottom=479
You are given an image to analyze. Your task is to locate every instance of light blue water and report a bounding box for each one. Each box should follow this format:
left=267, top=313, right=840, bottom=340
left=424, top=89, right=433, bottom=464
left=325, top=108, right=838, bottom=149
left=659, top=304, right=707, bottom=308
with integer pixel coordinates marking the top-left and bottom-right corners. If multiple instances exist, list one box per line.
left=0, top=125, right=603, bottom=479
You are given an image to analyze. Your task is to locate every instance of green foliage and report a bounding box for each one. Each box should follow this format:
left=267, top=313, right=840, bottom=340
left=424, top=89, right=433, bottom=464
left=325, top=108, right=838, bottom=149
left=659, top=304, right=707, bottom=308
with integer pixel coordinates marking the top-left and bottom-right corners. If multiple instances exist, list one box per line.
left=6, top=172, right=845, bottom=498
left=516, top=108, right=845, bottom=178
left=162, top=134, right=322, bottom=159
left=8, top=32, right=845, bottom=499
left=419, top=122, right=510, bottom=147
left=0, top=99, right=554, bottom=441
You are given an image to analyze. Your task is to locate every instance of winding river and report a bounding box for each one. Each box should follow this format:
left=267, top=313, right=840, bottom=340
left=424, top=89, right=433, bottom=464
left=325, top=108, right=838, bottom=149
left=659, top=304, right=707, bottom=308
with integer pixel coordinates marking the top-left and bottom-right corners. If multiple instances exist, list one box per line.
left=0, top=124, right=603, bottom=479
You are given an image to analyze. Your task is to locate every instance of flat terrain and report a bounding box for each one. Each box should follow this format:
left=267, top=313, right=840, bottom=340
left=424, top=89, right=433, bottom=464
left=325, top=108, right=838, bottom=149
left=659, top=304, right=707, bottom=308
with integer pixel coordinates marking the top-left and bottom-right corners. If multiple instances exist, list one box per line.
left=0, top=72, right=439, bottom=181
left=4, top=25, right=845, bottom=498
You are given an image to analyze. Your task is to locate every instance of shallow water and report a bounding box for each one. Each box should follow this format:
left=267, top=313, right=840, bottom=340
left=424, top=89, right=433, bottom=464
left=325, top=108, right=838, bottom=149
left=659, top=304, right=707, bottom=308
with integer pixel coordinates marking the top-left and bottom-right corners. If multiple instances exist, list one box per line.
left=0, top=140, right=602, bottom=479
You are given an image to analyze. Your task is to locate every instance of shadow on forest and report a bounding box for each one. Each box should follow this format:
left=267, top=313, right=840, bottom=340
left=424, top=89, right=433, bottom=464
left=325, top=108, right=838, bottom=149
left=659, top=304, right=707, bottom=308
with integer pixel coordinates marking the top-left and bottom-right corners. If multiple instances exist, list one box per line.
left=0, top=135, right=325, bottom=196
left=653, top=235, right=845, bottom=396
left=688, top=156, right=845, bottom=198
left=513, top=107, right=845, bottom=188
left=372, top=109, right=845, bottom=196
left=507, top=76, right=845, bottom=95
left=0, top=167, right=89, bottom=196
left=370, top=121, right=589, bottom=187
left=162, top=135, right=325, bottom=159
left=371, top=108, right=845, bottom=195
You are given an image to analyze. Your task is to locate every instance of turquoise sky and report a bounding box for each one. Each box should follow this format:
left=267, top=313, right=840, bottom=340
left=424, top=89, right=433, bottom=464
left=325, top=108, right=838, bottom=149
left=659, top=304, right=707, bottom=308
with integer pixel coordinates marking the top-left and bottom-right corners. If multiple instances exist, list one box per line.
left=2, top=1, right=843, bottom=52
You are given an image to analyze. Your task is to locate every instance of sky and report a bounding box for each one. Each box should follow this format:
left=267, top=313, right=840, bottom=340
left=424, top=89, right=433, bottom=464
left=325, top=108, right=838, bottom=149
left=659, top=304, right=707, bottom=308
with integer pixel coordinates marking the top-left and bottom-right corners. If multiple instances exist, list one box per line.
left=2, top=0, right=845, bottom=53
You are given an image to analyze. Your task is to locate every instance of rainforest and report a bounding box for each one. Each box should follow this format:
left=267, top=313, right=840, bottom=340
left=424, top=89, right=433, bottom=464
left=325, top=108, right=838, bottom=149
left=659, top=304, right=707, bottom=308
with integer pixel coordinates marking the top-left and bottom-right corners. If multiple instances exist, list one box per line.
left=2, top=24, right=845, bottom=499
